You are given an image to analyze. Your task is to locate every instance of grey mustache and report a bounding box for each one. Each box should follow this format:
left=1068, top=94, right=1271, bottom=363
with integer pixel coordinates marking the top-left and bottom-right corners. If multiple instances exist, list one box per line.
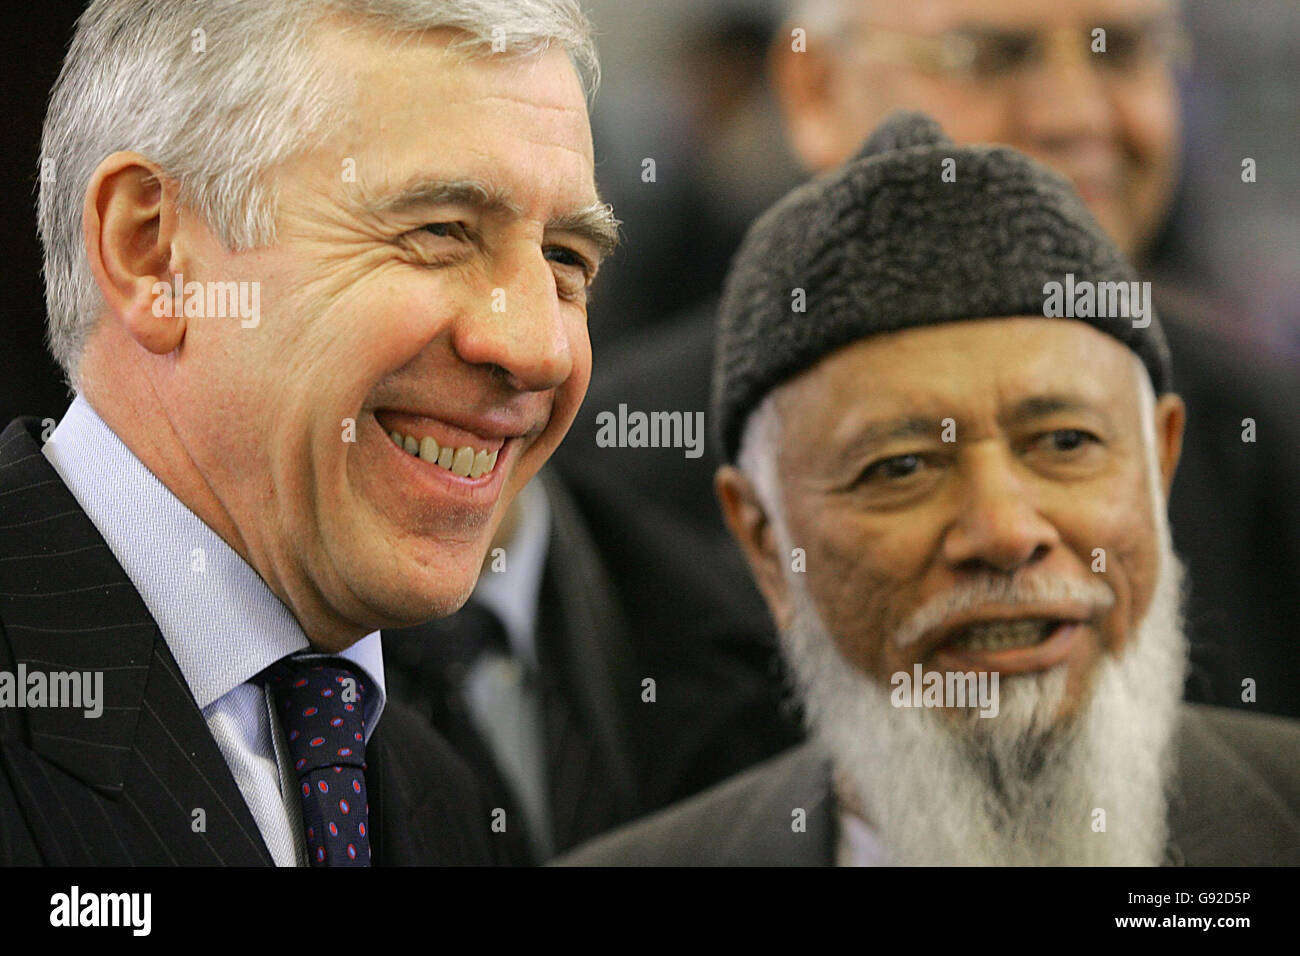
left=892, top=576, right=1116, bottom=650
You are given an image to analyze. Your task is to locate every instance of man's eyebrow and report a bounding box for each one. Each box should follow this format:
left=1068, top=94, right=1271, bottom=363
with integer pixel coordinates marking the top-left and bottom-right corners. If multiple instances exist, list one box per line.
left=836, top=416, right=945, bottom=460
left=1004, top=394, right=1114, bottom=427
left=836, top=395, right=1114, bottom=461
left=356, top=177, right=620, bottom=259
left=547, top=200, right=621, bottom=260
left=359, top=178, right=521, bottom=219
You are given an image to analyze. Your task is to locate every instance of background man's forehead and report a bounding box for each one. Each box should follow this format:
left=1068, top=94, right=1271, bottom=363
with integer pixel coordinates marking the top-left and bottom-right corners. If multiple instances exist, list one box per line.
left=807, top=316, right=1129, bottom=369
left=846, top=0, right=1175, bottom=29
left=779, top=320, right=1138, bottom=415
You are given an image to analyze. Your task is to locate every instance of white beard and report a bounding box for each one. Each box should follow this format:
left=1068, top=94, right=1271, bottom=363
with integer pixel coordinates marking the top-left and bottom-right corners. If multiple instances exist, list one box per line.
left=777, top=513, right=1189, bottom=867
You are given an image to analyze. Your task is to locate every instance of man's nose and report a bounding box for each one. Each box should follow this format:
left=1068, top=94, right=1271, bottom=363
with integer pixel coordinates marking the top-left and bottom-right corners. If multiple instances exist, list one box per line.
left=941, top=447, right=1060, bottom=574
left=1012, top=29, right=1115, bottom=146
left=451, top=247, right=574, bottom=392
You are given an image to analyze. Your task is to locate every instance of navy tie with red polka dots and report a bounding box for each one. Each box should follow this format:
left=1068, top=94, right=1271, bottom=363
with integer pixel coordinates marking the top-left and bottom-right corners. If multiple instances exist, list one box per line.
left=265, top=658, right=371, bottom=867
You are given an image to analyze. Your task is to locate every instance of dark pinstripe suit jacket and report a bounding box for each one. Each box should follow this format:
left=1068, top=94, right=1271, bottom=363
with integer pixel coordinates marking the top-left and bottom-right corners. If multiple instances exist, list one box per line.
left=0, top=417, right=503, bottom=865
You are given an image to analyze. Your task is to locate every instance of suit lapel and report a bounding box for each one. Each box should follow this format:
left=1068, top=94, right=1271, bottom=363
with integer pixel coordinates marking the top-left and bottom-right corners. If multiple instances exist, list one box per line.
left=366, top=700, right=508, bottom=865
left=0, top=418, right=270, bottom=864
left=123, top=641, right=274, bottom=864
left=716, top=743, right=836, bottom=865
left=1166, top=706, right=1300, bottom=865
left=536, top=469, right=642, bottom=851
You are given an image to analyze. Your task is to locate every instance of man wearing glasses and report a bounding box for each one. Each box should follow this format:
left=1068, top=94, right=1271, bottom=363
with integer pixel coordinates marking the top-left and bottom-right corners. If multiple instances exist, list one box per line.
left=773, top=0, right=1189, bottom=263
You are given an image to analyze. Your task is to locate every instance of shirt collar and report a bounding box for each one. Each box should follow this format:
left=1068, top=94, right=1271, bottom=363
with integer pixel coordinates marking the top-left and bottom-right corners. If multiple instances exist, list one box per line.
left=836, top=808, right=892, bottom=867
left=41, top=395, right=386, bottom=738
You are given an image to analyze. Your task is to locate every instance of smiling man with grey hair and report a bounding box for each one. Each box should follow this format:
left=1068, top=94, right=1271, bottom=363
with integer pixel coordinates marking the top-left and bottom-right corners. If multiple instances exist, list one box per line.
left=560, top=112, right=1300, bottom=867
left=0, top=0, right=616, bottom=866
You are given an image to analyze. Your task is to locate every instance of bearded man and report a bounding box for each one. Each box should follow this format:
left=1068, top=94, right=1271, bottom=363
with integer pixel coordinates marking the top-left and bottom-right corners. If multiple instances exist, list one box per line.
left=560, top=111, right=1300, bottom=866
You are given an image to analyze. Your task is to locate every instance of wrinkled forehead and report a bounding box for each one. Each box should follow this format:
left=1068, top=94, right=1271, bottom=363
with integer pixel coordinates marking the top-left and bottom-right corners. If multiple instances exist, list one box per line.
left=775, top=317, right=1149, bottom=437
left=312, top=21, right=592, bottom=145
left=284, top=22, right=598, bottom=217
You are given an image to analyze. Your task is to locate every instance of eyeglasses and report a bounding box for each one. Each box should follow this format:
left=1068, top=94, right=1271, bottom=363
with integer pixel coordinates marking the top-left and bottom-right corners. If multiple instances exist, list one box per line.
left=842, top=19, right=1192, bottom=83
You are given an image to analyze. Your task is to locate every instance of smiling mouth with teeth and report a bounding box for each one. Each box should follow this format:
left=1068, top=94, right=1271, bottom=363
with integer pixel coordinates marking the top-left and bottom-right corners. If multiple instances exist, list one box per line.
left=387, top=429, right=500, bottom=479
left=949, top=618, right=1058, bottom=652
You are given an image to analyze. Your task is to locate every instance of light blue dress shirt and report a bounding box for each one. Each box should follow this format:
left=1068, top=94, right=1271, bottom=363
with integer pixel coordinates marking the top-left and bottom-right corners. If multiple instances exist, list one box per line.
left=42, top=395, right=386, bottom=866
left=836, top=810, right=891, bottom=866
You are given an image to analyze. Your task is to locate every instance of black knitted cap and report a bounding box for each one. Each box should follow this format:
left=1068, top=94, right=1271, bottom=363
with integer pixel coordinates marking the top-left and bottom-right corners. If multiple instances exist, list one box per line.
left=713, top=110, right=1172, bottom=463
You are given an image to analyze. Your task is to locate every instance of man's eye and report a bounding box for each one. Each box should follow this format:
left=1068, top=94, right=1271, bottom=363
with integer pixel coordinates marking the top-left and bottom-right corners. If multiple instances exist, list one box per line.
left=863, top=453, right=924, bottom=483
left=1042, top=429, right=1098, bottom=453
left=967, top=30, right=1037, bottom=76
left=419, top=222, right=468, bottom=240
left=1095, top=24, right=1154, bottom=69
left=545, top=245, right=593, bottom=279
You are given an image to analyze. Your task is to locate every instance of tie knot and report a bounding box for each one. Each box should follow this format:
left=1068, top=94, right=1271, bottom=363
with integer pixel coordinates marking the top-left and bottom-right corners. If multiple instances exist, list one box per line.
left=262, top=657, right=368, bottom=775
